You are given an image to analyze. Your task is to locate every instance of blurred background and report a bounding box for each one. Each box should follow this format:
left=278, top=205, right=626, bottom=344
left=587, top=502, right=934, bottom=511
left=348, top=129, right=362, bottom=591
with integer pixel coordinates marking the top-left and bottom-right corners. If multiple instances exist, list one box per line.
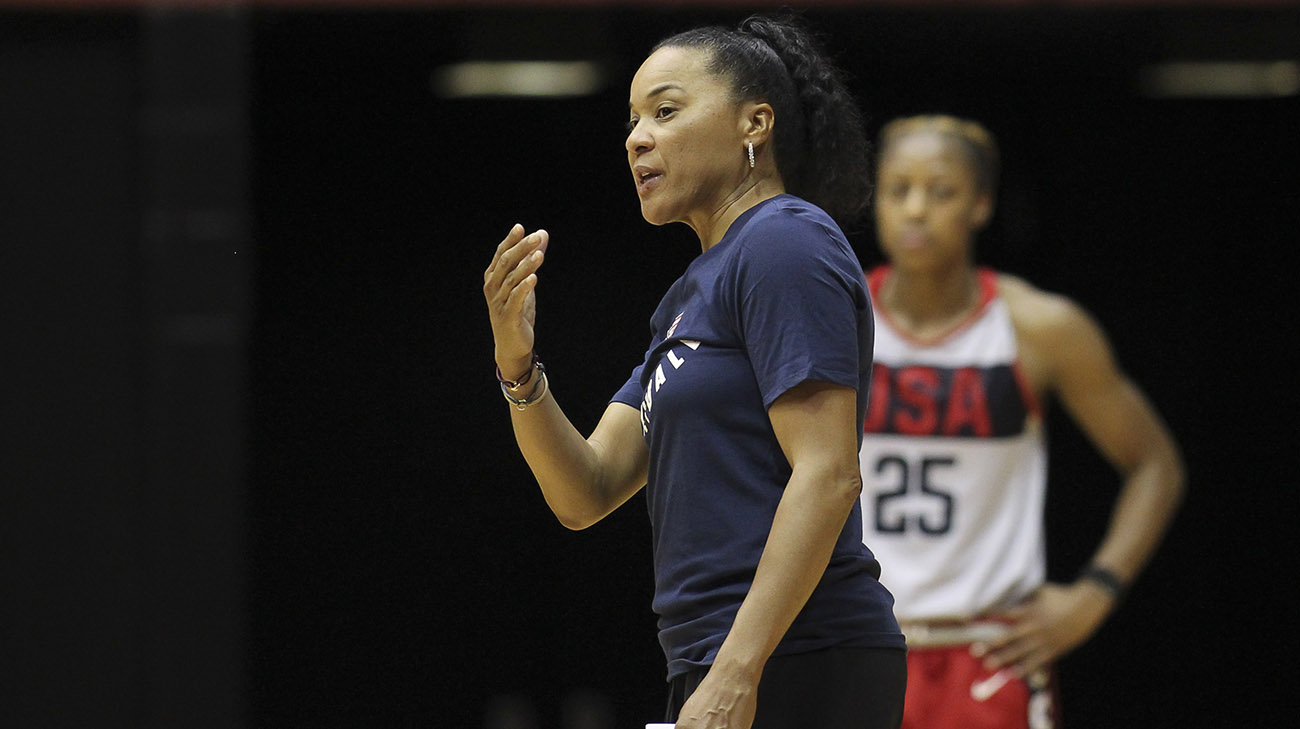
left=2, top=0, right=1296, bottom=727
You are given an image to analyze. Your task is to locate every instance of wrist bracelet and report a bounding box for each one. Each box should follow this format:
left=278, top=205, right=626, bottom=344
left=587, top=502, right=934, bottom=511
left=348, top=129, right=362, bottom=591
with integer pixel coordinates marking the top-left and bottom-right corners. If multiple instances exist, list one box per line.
left=501, top=362, right=548, bottom=410
left=495, top=351, right=539, bottom=390
left=1078, top=564, right=1127, bottom=603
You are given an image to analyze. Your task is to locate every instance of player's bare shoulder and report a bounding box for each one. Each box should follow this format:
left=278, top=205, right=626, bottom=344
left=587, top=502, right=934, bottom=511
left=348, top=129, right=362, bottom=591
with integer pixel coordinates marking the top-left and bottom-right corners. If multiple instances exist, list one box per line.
left=996, top=274, right=1082, bottom=335
left=995, top=272, right=1110, bottom=391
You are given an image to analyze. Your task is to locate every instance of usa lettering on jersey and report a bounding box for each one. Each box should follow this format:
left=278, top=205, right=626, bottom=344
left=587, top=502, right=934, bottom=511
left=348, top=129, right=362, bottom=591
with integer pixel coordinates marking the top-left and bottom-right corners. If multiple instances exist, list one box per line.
left=863, top=363, right=1030, bottom=438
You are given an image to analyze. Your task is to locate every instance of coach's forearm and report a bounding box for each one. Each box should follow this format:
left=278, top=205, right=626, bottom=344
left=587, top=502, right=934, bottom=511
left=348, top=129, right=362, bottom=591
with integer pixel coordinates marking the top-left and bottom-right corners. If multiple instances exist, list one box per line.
left=505, top=383, right=618, bottom=530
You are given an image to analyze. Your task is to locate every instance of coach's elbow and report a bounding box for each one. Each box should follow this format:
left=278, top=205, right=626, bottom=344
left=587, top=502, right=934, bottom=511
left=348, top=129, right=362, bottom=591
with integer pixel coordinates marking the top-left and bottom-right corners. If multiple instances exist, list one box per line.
left=554, top=510, right=601, bottom=531
left=833, top=468, right=864, bottom=506
left=545, top=499, right=603, bottom=531
left=542, top=488, right=610, bottom=531
left=793, top=459, right=863, bottom=512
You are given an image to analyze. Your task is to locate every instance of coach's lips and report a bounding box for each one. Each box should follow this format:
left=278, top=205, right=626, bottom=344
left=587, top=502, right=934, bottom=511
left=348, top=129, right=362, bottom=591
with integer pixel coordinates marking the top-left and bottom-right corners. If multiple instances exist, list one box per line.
left=634, top=165, right=663, bottom=195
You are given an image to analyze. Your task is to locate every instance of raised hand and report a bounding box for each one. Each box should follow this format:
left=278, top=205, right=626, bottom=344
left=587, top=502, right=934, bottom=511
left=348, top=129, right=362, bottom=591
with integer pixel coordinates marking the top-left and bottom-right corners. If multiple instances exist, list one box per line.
left=483, top=224, right=549, bottom=381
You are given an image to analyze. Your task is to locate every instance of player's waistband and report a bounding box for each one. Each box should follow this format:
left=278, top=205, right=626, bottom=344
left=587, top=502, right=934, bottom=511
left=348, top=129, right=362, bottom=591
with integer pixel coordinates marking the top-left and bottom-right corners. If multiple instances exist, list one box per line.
left=898, top=619, right=1009, bottom=648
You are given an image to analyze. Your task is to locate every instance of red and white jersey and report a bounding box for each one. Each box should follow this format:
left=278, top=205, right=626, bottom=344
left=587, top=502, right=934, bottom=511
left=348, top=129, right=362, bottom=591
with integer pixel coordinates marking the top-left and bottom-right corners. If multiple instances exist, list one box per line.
left=860, top=267, right=1047, bottom=621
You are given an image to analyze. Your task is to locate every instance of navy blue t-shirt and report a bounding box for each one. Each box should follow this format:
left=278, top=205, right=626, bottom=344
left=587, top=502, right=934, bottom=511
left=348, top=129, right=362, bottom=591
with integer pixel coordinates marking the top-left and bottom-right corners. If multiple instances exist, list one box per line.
left=612, top=195, right=905, bottom=680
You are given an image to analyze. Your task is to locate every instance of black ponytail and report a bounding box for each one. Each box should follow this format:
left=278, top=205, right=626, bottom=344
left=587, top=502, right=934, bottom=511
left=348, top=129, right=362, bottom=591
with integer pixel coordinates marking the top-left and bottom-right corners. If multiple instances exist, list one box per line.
left=653, top=13, right=872, bottom=226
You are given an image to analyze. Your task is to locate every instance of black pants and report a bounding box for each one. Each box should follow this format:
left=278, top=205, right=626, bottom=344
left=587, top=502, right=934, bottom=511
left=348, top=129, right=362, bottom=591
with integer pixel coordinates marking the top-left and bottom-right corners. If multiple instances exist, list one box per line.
left=665, top=646, right=907, bottom=729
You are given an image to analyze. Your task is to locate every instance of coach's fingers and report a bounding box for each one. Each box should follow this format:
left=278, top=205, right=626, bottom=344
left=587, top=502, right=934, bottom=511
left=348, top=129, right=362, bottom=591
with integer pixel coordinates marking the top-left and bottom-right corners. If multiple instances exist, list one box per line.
left=499, top=246, right=546, bottom=305
left=486, top=223, right=527, bottom=278
left=502, top=270, right=539, bottom=317
left=485, top=226, right=548, bottom=289
left=485, top=231, right=548, bottom=311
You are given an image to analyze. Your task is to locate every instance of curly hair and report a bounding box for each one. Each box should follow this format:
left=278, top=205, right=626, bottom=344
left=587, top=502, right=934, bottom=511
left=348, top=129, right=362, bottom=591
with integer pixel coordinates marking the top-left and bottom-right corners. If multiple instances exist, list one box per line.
left=652, top=13, right=873, bottom=226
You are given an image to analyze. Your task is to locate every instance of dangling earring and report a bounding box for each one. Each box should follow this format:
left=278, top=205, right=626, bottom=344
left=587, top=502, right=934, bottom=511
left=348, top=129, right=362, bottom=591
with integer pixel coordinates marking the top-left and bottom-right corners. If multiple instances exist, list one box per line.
left=747, top=141, right=755, bottom=168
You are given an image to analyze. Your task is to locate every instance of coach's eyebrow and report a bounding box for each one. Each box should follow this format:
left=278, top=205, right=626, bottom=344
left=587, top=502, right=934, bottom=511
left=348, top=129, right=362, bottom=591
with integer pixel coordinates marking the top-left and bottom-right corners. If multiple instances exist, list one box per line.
left=629, top=83, right=685, bottom=109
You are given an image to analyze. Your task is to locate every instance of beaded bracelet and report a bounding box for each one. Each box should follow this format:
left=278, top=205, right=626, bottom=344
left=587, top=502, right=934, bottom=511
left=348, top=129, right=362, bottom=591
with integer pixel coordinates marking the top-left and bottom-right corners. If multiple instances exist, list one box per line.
left=501, top=361, right=549, bottom=411
left=1077, top=564, right=1127, bottom=603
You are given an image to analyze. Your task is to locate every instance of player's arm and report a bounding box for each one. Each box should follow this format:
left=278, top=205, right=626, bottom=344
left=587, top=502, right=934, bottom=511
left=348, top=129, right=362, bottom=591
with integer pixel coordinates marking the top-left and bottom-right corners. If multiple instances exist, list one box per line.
left=981, top=284, right=1185, bottom=675
left=675, top=380, right=863, bottom=729
left=1044, top=299, right=1185, bottom=593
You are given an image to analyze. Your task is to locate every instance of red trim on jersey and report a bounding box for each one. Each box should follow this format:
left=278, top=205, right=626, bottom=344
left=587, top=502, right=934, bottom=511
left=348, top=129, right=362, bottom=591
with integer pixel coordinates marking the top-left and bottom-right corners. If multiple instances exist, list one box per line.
left=866, top=266, right=998, bottom=348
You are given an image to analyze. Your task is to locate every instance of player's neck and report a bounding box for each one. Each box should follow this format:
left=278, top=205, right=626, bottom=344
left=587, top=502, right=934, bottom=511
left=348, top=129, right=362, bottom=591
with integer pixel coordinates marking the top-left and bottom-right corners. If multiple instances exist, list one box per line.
left=882, top=265, right=981, bottom=336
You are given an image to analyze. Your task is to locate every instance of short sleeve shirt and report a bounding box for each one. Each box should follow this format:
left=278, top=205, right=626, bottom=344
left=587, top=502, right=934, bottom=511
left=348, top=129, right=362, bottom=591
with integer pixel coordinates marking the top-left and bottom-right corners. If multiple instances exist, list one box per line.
left=612, top=195, right=904, bottom=680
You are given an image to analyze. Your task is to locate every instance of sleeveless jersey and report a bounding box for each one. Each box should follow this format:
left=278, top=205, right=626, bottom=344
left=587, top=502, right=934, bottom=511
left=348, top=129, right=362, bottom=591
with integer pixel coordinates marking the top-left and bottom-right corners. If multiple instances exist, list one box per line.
left=859, top=267, right=1047, bottom=620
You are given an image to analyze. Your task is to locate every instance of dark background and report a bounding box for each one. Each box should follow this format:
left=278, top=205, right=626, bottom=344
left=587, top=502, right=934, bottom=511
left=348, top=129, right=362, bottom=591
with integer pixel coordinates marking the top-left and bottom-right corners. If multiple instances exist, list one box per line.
left=3, top=1, right=1296, bottom=727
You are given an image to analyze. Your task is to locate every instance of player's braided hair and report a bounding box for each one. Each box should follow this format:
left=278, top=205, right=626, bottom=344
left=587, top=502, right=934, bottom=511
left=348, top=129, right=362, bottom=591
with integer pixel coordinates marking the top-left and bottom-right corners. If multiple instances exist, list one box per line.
left=879, top=115, right=1001, bottom=197
left=652, top=13, right=873, bottom=226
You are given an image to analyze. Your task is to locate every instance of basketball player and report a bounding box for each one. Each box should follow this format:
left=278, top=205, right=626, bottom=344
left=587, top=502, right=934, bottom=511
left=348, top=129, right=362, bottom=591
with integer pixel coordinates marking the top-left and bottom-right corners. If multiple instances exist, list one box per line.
left=858, top=115, right=1185, bottom=729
